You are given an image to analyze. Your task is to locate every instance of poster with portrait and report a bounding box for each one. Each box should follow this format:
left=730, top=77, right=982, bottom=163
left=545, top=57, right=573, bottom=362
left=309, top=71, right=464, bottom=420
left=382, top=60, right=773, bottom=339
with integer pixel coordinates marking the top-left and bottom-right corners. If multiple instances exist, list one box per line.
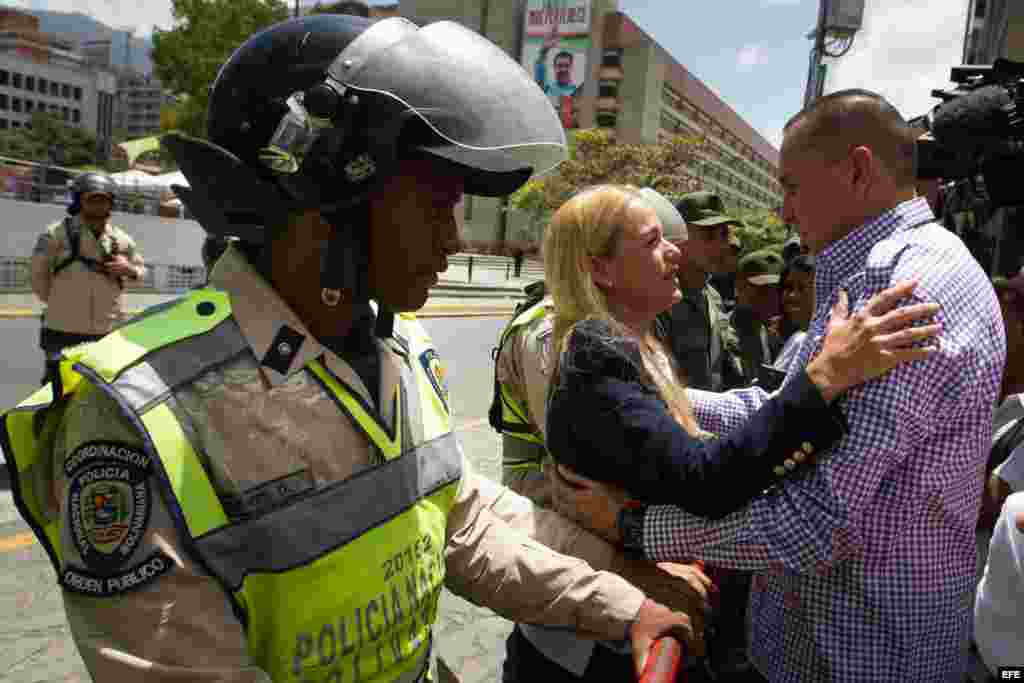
left=521, top=0, right=592, bottom=129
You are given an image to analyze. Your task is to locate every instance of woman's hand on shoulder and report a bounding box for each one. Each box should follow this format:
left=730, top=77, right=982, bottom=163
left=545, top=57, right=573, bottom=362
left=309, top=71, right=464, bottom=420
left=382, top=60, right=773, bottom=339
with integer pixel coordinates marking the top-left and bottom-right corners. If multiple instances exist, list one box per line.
left=806, top=279, right=940, bottom=402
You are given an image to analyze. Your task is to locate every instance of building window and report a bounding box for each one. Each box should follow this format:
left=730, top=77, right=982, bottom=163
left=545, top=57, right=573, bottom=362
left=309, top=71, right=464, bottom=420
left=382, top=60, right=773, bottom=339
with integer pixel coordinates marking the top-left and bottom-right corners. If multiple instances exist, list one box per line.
left=24, top=100, right=33, bottom=112
left=25, top=75, right=34, bottom=92
left=72, top=108, right=80, bottom=123
left=51, top=82, right=59, bottom=96
left=0, top=94, right=6, bottom=110
left=12, top=73, right=22, bottom=89
left=11, top=120, right=20, bottom=129
left=61, top=106, right=69, bottom=121
left=0, top=119, right=6, bottom=129
left=74, top=87, right=82, bottom=101
left=50, top=104, right=59, bottom=113
left=61, top=84, right=70, bottom=99
left=11, top=97, right=21, bottom=113
left=0, top=70, right=7, bottom=85
left=39, top=77, right=47, bottom=92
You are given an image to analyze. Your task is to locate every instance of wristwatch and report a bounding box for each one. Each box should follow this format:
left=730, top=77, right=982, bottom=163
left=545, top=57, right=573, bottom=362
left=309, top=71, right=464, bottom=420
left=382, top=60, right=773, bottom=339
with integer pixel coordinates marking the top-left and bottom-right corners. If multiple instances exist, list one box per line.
left=618, top=501, right=647, bottom=555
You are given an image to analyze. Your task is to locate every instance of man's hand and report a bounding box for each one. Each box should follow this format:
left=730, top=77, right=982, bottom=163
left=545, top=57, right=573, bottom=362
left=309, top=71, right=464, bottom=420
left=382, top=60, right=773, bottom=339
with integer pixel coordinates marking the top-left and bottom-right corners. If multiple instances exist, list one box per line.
left=543, top=22, right=560, bottom=50
left=630, top=598, right=694, bottom=677
left=549, top=464, right=624, bottom=543
left=104, top=255, right=139, bottom=279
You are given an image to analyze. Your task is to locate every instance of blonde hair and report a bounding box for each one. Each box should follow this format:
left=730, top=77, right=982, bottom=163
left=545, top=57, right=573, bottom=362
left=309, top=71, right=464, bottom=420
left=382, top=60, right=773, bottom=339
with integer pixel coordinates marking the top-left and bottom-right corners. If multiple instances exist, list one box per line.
left=543, top=184, right=702, bottom=435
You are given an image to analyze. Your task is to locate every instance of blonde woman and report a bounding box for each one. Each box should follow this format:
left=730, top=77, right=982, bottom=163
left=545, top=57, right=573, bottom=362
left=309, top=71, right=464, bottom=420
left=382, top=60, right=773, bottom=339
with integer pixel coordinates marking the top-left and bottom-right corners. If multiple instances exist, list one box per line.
left=543, top=184, right=938, bottom=511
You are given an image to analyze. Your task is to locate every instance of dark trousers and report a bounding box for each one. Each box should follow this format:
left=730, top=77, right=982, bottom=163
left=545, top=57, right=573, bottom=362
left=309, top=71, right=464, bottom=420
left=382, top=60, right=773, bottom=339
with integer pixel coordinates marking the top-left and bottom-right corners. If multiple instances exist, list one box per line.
left=501, top=626, right=634, bottom=683
left=501, top=626, right=768, bottom=683
left=39, top=327, right=103, bottom=385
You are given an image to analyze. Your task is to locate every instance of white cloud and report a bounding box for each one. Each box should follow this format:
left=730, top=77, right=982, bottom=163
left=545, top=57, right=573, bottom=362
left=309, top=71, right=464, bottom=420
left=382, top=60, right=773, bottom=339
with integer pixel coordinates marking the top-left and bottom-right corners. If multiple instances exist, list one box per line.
left=1, top=0, right=175, bottom=36
left=820, top=0, right=971, bottom=122
left=737, top=44, right=768, bottom=71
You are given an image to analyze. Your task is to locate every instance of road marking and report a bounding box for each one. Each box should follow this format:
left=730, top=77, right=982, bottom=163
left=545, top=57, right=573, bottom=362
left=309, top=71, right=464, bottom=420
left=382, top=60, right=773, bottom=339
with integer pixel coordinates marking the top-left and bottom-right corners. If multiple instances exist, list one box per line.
left=0, top=531, right=36, bottom=553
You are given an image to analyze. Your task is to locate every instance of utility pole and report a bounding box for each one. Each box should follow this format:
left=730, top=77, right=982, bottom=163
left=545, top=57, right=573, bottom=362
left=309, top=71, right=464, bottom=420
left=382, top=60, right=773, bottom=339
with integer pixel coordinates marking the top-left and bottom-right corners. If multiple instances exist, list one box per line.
left=294, top=0, right=301, bottom=18
left=804, top=0, right=829, bottom=106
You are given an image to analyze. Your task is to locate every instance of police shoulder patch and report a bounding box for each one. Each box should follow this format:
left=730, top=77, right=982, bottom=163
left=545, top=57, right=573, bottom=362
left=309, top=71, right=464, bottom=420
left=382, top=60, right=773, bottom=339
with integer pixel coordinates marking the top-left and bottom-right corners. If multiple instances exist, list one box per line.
left=419, top=349, right=449, bottom=413
left=62, top=440, right=171, bottom=596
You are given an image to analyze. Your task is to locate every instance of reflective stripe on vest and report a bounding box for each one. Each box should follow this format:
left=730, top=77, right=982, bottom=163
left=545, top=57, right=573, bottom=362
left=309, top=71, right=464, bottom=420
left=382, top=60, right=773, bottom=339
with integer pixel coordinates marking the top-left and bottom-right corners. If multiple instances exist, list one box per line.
left=495, top=300, right=552, bottom=445
left=1, top=289, right=461, bottom=683
left=494, top=300, right=552, bottom=475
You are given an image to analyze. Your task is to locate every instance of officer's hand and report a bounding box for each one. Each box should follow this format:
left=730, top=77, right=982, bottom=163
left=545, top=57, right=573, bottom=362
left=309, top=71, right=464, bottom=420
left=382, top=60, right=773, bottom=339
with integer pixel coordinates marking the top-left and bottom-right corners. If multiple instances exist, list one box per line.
left=104, top=255, right=138, bottom=278
left=630, top=598, right=695, bottom=677
left=612, top=557, right=710, bottom=656
left=549, top=464, right=624, bottom=544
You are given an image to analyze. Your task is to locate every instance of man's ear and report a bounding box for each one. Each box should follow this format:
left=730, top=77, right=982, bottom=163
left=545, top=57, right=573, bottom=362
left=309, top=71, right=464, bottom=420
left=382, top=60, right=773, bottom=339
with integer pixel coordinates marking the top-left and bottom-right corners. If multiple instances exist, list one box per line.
left=848, top=146, right=874, bottom=198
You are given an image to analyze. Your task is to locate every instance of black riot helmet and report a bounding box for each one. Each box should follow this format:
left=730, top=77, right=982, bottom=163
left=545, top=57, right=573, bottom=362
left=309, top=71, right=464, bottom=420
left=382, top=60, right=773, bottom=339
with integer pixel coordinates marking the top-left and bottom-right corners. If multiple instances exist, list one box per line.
left=67, top=172, right=116, bottom=216
left=162, top=14, right=566, bottom=328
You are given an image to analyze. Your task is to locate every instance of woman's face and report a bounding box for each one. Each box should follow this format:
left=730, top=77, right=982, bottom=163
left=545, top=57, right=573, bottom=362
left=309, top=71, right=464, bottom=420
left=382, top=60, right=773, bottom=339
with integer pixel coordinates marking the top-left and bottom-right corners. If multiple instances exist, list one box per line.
left=781, top=268, right=815, bottom=330
left=593, top=202, right=682, bottom=324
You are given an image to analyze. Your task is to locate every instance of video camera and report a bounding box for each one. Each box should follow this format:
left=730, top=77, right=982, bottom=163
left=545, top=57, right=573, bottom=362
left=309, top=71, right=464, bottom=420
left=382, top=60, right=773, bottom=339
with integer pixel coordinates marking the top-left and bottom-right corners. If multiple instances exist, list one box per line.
left=911, top=58, right=1024, bottom=210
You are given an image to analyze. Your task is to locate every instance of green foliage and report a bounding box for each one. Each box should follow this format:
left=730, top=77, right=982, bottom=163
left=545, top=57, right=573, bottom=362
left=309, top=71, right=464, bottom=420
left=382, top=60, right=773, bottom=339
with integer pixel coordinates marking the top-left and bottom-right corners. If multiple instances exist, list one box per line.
left=727, top=206, right=790, bottom=256
left=0, top=112, right=98, bottom=166
left=509, top=128, right=704, bottom=242
left=151, top=0, right=290, bottom=139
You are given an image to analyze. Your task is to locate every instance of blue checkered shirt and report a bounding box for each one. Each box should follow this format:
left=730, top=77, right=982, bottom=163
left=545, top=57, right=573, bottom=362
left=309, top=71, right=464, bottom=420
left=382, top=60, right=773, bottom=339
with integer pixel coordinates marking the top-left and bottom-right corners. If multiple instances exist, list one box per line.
left=644, top=198, right=1006, bottom=681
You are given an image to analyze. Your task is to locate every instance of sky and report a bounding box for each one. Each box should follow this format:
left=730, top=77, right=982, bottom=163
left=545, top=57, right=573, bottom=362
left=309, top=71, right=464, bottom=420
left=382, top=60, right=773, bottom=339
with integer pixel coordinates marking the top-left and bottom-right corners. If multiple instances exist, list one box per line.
left=0, top=0, right=970, bottom=153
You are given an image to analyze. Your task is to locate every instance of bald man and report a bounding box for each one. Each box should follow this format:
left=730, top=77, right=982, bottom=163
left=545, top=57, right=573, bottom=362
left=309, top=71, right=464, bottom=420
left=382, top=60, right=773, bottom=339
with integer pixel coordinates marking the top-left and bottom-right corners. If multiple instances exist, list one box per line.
left=557, top=89, right=1006, bottom=682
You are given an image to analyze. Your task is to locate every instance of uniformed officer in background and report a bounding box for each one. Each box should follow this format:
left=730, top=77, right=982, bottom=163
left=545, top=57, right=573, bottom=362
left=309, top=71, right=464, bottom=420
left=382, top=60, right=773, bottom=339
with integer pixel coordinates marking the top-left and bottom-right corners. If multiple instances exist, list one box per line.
left=2, top=14, right=697, bottom=683
left=30, top=171, right=145, bottom=384
left=655, top=191, right=744, bottom=392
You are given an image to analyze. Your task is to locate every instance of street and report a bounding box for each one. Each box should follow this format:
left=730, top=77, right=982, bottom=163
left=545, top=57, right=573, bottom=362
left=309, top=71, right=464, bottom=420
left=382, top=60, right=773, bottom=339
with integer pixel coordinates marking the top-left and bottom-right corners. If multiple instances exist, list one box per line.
left=0, top=315, right=514, bottom=683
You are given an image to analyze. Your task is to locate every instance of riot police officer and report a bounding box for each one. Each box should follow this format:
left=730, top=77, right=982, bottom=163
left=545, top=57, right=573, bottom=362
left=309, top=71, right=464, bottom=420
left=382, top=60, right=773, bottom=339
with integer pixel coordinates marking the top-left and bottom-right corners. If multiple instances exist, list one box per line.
left=3, top=14, right=695, bottom=683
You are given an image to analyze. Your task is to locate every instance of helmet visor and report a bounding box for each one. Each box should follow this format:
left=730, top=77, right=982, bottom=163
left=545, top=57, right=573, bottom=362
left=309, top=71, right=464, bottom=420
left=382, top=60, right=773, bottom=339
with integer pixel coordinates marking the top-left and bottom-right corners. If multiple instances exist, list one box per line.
left=330, top=19, right=568, bottom=178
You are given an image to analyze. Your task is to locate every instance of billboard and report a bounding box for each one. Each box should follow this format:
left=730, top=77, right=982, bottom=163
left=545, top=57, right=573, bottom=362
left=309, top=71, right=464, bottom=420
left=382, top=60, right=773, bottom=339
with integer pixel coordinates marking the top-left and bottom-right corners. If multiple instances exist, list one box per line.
left=522, top=0, right=592, bottom=129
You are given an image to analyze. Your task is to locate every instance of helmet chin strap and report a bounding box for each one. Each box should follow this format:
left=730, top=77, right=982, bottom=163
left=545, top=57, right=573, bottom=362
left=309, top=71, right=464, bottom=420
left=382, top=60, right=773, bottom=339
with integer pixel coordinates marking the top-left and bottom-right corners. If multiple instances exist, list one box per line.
left=319, top=208, right=395, bottom=339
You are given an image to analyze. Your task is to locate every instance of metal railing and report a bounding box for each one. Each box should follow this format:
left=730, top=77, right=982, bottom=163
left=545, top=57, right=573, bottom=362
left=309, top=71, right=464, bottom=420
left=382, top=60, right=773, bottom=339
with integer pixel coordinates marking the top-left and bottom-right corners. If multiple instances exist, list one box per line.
left=447, top=254, right=543, bottom=283
left=0, top=257, right=207, bottom=293
left=0, top=255, right=543, bottom=293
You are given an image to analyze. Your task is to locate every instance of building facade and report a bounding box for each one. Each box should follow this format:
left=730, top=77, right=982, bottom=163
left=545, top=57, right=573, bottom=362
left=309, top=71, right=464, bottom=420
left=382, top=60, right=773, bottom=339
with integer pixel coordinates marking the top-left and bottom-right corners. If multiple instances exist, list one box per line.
left=0, top=8, right=116, bottom=157
left=114, top=70, right=172, bottom=139
left=402, top=0, right=782, bottom=250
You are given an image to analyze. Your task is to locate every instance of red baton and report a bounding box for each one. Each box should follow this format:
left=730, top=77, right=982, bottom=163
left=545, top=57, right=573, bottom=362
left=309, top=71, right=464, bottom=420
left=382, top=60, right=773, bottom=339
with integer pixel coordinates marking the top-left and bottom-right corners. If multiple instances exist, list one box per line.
left=639, top=637, right=684, bottom=683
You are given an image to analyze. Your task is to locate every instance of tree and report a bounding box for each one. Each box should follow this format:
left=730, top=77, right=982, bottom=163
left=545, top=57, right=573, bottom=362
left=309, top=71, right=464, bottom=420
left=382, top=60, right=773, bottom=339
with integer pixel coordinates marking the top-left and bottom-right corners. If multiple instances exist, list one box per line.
left=509, top=128, right=705, bottom=245
left=309, top=1, right=370, bottom=15
left=151, top=0, right=290, bottom=138
left=727, top=206, right=790, bottom=256
left=0, top=112, right=98, bottom=167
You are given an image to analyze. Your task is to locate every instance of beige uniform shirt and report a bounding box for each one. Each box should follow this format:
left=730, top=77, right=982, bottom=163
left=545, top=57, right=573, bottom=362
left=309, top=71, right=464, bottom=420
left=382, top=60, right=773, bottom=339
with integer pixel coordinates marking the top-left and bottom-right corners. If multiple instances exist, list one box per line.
left=30, top=217, right=145, bottom=335
left=44, top=248, right=645, bottom=682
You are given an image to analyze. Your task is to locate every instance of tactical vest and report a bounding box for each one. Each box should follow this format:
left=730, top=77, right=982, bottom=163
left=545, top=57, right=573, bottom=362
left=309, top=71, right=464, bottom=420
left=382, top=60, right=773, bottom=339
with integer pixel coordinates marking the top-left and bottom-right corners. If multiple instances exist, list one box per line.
left=488, top=298, right=553, bottom=475
left=1, top=289, right=462, bottom=683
